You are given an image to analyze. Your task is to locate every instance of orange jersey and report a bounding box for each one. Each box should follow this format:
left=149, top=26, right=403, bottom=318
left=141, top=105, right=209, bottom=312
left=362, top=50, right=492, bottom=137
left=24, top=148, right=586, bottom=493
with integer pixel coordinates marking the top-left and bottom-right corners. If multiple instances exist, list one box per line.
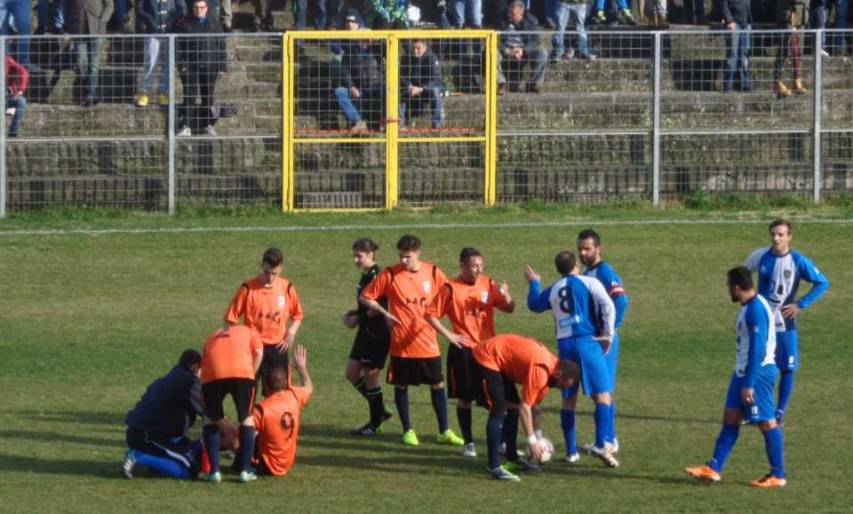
left=201, top=326, right=263, bottom=384
left=225, top=275, right=304, bottom=346
left=473, top=334, right=559, bottom=407
left=361, top=262, right=448, bottom=358
left=427, top=274, right=510, bottom=345
left=252, top=386, right=311, bottom=477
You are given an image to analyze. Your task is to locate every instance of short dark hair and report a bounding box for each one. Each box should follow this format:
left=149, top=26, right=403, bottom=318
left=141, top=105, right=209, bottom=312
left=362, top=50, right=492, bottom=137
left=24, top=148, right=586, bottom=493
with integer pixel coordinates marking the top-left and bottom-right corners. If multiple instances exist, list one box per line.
left=263, top=366, right=289, bottom=394
left=459, top=247, right=481, bottom=264
left=558, top=359, right=579, bottom=382
left=178, top=349, right=202, bottom=369
left=352, top=238, right=379, bottom=253
left=577, top=229, right=601, bottom=247
left=769, top=219, right=793, bottom=234
left=262, top=247, right=284, bottom=267
left=397, top=235, right=422, bottom=252
left=727, top=266, right=754, bottom=290
left=555, top=251, right=577, bottom=275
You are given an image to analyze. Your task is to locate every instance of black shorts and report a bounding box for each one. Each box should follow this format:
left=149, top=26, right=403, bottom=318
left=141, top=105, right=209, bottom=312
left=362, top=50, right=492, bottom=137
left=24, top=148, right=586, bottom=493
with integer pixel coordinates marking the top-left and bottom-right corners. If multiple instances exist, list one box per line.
left=262, top=345, right=290, bottom=370
left=387, top=356, right=444, bottom=386
left=477, top=366, right=520, bottom=412
left=126, top=427, right=201, bottom=478
left=348, top=326, right=391, bottom=369
left=202, top=378, right=256, bottom=421
left=447, top=345, right=480, bottom=402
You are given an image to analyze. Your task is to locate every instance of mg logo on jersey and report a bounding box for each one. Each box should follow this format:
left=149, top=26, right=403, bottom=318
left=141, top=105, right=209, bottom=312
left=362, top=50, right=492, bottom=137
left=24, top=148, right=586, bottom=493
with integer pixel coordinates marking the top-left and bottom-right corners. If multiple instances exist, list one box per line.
left=423, top=281, right=431, bottom=293
left=278, top=296, right=286, bottom=308
left=480, top=291, right=489, bottom=304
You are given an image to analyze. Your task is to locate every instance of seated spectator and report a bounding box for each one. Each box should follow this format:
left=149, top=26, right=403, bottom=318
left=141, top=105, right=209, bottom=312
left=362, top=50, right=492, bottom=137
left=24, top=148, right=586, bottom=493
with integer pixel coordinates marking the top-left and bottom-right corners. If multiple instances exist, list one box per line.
left=5, top=55, right=28, bottom=137
left=591, top=0, right=634, bottom=25
left=64, top=0, right=114, bottom=106
left=369, top=0, right=409, bottom=28
left=497, top=0, right=548, bottom=94
left=175, top=0, right=227, bottom=136
left=547, top=0, right=593, bottom=62
left=721, top=0, right=751, bottom=92
left=773, top=1, right=807, bottom=98
left=333, top=12, right=384, bottom=131
left=252, top=346, right=313, bottom=477
left=400, top=38, right=444, bottom=129
left=37, top=0, right=64, bottom=34
left=135, top=0, right=187, bottom=107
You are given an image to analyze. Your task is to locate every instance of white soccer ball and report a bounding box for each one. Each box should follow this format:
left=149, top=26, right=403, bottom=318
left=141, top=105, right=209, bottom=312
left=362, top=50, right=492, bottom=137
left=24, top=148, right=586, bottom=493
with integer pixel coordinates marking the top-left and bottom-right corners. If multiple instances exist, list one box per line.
left=532, top=438, right=554, bottom=464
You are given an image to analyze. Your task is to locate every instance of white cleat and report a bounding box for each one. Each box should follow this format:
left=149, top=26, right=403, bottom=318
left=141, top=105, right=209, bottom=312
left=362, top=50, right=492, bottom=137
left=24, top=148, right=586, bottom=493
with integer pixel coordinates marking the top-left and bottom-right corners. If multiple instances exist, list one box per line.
left=582, top=444, right=620, bottom=468
left=563, top=452, right=581, bottom=464
left=461, top=442, right=477, bottom=458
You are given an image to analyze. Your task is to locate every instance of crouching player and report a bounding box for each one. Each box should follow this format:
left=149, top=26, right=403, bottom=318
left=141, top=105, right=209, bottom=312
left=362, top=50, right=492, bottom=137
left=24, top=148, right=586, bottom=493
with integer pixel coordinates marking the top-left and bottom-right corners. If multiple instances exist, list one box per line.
left=123, top=350, right=205, bottom=480
left=685, top=267, right=786, bottom=488
left=472, top=334, right=579, bottom=481
left=253, top=345, right=313, bottom=477
left=201, top=325, right=264, bottom=483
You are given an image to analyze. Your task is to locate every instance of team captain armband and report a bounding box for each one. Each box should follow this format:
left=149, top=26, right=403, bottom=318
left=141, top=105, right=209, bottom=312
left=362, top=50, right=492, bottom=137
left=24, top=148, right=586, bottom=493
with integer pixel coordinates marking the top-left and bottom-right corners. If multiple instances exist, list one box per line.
left=610, top=284, right=626, bottom=296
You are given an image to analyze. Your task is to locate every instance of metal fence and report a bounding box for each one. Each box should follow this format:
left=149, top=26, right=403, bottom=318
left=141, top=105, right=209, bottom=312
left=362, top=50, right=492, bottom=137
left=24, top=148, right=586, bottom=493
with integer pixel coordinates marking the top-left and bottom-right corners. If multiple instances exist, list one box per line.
left=1, top=29, right=851, bottom=215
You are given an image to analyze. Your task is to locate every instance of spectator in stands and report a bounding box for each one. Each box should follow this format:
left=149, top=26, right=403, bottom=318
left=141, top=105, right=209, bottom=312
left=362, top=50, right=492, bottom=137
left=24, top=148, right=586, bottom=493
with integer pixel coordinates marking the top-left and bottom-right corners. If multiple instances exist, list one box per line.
left=0, top=0, right=36, bottom=69
left=37, top=0, right=65, bottom=34
left=368, top=0, right=409, bottom=28
left=497, top=0, right=548, bottom=94
left=649, top=0, right=668, bottom=27
left=452, top=0, right=482, bottom=30
left=773, top=1, right=807, bottom=98
left=249, top=0, right=275, bottom=31
left=333, top=12, right=384, bottom=131
left=296, top=0, right=328, bottom=29
left=5, top=55, right=28, bottom=137
left=64, top=0, right=114, bottom=107
left=685, top=0, right=704, bottom=25
left=547, top=0, right=593, bottom=63
left=721, top=0, right=751, bottom=92
left=591, top=0, right=635, bottom=25
left=219, top=0, right=234, bottom=31
left=110, top=0, right=129, bottom=31
left=175, top=0, right=227, bottom=136
left=135, top=0, right=187, bottom=107
left=400, top=38, right=444, bottom=129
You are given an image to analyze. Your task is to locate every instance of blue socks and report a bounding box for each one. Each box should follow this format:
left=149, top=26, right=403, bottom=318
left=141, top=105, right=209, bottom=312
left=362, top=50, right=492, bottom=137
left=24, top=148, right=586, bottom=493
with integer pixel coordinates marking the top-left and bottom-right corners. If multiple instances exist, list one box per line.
left=430, top=387, right=449, bottom=433
left=763, top=427, right=786, bottom=478
left=129, top=450, right=191, bottom=479
left=593, top=403, right=613, bottom=449
left=237, top=425, right=256, bottom=473
left=202, top=424, right=221, bottom=473
left=560, top=409, right=577, bottom=455
left=777, top=372, right=795, bottom=421
left=394, top=387, right=411, bottom=432
left=709, top=423, right=740, bottom=473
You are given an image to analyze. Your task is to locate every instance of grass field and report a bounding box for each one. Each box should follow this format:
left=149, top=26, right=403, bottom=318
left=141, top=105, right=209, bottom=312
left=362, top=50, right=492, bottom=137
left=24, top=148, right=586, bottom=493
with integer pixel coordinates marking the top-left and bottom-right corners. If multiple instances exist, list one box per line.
left=1, top=208, right=852, bottom=513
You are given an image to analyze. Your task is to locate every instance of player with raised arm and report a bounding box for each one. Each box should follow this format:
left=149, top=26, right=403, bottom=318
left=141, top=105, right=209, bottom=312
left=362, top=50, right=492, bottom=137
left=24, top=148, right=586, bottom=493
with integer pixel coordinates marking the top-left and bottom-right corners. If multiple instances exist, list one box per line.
left=685, top=267, right=787, bottom=488
left=573, top=228, right=630, bottom=460
left=744, top=219, right=829, bottom=424
left=473, top=334, right=579, bottom=481
left=360, top=235, right=464, bottom=447
left=426, top=247, right=515, bottom=458
left=526, top=250, right=618, bottom=467
left=343, top=238, right=393, bottom=436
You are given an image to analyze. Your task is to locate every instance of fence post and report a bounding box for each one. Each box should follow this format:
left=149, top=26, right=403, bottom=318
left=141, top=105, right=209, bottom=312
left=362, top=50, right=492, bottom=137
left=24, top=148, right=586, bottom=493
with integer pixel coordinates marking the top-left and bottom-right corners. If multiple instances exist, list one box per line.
left=652, top=31, right=662, bottom=206
left=168, top=35, right=177, bottom=215
left=0, top=37, right=6, bottom=218
left=385, top=33, right=400, bottom=210
left=813, top=30, right=822, bottom=204
left=484, top=32, right=497, bottom=207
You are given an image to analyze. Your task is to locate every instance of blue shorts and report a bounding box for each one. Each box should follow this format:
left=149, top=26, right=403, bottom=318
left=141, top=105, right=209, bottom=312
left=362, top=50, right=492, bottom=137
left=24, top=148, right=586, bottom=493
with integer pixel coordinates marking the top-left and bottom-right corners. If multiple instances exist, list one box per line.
left=775, top=329, right=799, bottom=372
left=558, top=335, right=612, bottom=398
left=724, top=368, right=779, bottom=423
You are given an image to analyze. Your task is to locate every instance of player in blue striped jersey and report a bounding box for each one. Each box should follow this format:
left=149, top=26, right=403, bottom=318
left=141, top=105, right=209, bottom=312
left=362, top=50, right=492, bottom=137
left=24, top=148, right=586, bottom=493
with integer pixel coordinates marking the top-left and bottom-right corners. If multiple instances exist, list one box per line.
left=575, top=229, right=629, bottom=459
left=526, top=250, right=619, bottom=467
left=685, top=266, right=787, bottom=488
left=744, top=219, right=829, bottom=424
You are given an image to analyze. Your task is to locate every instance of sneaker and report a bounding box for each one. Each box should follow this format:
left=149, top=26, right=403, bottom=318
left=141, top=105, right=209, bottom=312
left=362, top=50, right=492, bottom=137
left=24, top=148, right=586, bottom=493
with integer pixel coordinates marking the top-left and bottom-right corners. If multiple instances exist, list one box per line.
left=238, top=470, right=258, bottom=483
left=750, top=473, right=787, bottom=489
left=505, top=458, right=542, bottom=474
left=579, top=53, right=596, bottom=61
left=135, top=94, right=149, bottom=107
left=402, top=429, right=419, bottom=446
left=593, top=10, right=607, bottom=24
left=461, top=442, right=477, bottom=458
left=618, top=9, right=636, bottom=25
left=157, top=94, right=169, bottom=106
left=684, top=465, right=721, bottom=483
left=563, top=452, right=581, bottom=464
left=122, top=451, right=136, bottom=479
left=350, top=423, right=382, bottom=436
left=820, top=49, right=830, bottom=58
left=352, top=120, right=368, bottom=131
left=437, top=429, right=465, bottom=446
left=489, top=464, right=521, bottom=482
left=203, top=125, right=217, bottom=136
left=205, top=471, right=222, bottom=483
left=583, top=444, right=620, bottom=468
left=177, top=126, right=191, bottom=136
left=606, top=438, right=620, bottom=455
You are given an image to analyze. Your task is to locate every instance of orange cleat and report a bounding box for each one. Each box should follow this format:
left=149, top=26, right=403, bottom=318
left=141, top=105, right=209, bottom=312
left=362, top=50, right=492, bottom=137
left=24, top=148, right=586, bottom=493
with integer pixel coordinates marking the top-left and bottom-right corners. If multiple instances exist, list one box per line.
left=750, top=474, right=787, bottom=488
left=684, top=465, right=721, bottom=483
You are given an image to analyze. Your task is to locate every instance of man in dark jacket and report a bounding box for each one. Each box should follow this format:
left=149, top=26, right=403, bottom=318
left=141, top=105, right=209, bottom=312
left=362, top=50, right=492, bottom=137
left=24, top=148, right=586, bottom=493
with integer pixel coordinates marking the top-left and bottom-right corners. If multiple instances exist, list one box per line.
left=175, top=0, right=227, bottom=136
left=497, top=0, right=547, bottom=94
left=63, top=0, right=114, bottom=106
left=135, top=0, right=186, bottom=107
left=399, top=39, right=444, bottom=129
left=333, top=12, right=384, bottom=131
left=720, top=0, right=752, bottom=92
left=123, top=349, right=204, bottom=480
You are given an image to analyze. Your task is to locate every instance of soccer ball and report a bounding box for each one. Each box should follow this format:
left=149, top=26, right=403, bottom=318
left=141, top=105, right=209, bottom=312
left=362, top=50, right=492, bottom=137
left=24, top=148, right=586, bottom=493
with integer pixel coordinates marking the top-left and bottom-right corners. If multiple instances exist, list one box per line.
left=532, top=438, right=554, bottom=464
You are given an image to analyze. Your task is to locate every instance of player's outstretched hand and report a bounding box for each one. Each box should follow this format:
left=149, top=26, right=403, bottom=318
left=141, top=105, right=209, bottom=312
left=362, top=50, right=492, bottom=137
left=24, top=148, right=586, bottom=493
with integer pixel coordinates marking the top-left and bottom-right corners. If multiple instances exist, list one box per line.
left=294, top=345, right=308, bottom=370
left=781, top=303, right=800, bottom=319
left=525, top=265, right=541, bottom=283
left=528, top=440, right=544, bottom=462
left=499, top=281, right=511, bottom=298
left=278, top=332, right=295, bottom=353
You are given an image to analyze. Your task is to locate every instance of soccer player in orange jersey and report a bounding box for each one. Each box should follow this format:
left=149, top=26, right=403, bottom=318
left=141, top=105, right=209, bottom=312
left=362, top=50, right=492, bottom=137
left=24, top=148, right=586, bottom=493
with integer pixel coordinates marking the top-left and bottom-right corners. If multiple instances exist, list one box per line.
left=427, top=247, right=515, bottom=458
left=225, top=247, right=304, bottom=389
left=360, top=234, right=464, bottom=447
left=200, top=325, right=264, bottom=483
left=253, top=345, right=313, bottom=477
left=473, top=334, right=579, bottom=481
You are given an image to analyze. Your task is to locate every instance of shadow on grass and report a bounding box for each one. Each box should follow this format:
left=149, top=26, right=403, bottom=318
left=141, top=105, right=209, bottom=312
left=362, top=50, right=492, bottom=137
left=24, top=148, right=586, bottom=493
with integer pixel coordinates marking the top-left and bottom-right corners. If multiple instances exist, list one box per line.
left=548, top=463, right=694, bottom=486
left=0, top=453, right=120, bottom=478
left=17, top=410, right=125, bottom=426
left=0, top=429, right=123, bottom=449
left=537, top=406, right=718, bottom=426
left=299, top=423, right=462, bottom=457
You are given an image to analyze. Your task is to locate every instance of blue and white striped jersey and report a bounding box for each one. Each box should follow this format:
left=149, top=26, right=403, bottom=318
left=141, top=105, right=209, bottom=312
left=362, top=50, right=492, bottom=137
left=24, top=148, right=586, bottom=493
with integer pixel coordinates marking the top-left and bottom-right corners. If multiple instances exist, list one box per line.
left=528, top=274, right=615, bottom=341
left=583, top=261, right=629, bottom=329
left=735, top=294, right=777, bottom=387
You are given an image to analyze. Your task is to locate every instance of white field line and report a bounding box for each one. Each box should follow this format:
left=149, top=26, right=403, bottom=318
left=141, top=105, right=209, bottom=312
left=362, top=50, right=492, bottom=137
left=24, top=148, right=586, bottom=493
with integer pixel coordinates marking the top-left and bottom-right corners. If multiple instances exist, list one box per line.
left=1, top=218, right=852, bottom=237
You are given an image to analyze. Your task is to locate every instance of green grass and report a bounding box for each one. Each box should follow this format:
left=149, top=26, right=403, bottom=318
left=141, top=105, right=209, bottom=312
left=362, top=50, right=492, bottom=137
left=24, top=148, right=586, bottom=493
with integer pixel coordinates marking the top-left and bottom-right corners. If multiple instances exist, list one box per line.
left=1, top=210, right=851, bottom=513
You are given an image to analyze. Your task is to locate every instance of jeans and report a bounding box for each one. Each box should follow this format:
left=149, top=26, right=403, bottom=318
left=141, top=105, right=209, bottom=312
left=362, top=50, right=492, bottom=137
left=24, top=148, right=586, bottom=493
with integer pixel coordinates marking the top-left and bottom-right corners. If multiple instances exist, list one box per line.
left=179, top=68, right=219, bottom=130
left=452, top=0, right=482, bottom=28
left=6, top=95, right=25, bottom=136
left=833, top=0, right=849, bottom=53
left=76, top=38, right=104, bottom=102
left=112, top=0, right=127, bottom=29
left=723, top=23, right=751, bottom=91
left=139, top=37, right=170, bottom=94
left=297, top=0, right=327, bottom=29
left=399, top=86, right=444, bottom=128
left=334, top=86, right=383, bottom=124
left=37, top=0, right=64, bottom=32
left=549, top=2, right=589, bottom=57
left=498, top=48, right=548, bottom=87
left=0, top=0, right=32, bottom=66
